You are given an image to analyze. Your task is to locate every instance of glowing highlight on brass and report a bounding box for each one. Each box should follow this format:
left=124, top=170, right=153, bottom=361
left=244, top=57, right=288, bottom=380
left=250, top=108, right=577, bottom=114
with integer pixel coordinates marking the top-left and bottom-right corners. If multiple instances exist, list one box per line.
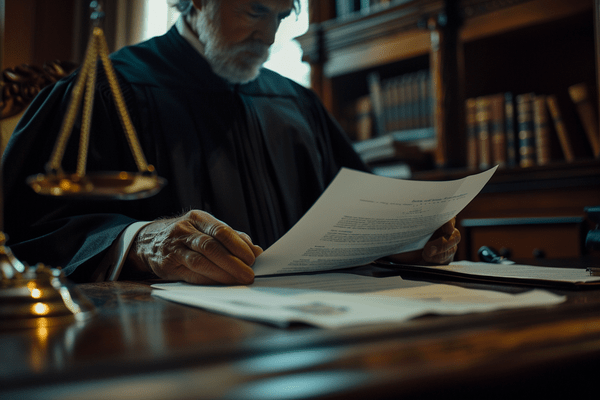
left=32, top=302, right=50, bottom=316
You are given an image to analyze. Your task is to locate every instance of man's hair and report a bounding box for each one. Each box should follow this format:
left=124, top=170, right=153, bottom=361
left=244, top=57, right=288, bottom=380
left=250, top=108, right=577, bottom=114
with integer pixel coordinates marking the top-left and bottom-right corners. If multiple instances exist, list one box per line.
left=168, top=1, right=301, bottom=16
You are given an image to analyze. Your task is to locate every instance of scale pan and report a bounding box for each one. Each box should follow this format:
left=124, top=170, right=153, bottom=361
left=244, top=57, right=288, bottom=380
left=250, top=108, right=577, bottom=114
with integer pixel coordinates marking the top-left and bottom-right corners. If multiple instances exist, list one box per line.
left=27, top=171, right=166, bottom=200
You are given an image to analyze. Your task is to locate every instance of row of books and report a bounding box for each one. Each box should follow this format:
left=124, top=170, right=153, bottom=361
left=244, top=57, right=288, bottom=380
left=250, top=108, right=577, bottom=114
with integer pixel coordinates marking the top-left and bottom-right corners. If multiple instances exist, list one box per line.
left=366, top=70, right=434, bottom=139
left=336, top=0, right=405, bottom=19
left=466, top=83, right=600, bottom=170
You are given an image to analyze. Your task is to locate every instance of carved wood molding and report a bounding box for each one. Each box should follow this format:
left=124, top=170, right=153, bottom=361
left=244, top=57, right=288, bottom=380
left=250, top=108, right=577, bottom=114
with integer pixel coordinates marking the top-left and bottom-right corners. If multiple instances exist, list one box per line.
left=297, top=0, right=443, bottom=65
left=297, top=0, right=574, bottom=67
left=0, top=60, right=77, bottom=120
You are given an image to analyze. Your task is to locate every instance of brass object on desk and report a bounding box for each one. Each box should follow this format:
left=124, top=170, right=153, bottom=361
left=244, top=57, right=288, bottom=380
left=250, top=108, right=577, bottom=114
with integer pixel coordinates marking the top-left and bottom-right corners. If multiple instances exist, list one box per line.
left=27, top=1, right=166, bottom=199
left=0, top=233, right=95, bottom=329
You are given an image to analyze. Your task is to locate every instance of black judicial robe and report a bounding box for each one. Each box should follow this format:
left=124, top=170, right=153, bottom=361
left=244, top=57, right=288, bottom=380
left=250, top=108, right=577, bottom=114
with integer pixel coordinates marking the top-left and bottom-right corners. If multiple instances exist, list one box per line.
left=1, top=27, right=368, bottom=282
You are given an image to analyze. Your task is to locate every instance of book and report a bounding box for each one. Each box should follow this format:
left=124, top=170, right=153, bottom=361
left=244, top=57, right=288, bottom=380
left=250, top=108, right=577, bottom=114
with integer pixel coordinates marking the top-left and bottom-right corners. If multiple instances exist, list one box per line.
left=383, top=80, right=394, bottom=133
left=516, top=93, right=536, bottom=168
left=352, top=132, right=434, bottom=168
left=336, top=0, right=352, bottom=18
left=397, top=75, right=407, bottom=131
left=504, top=92, right=517, bottom=168
left=360, top=0, right=371, bottom=14
left=405, top=73, right=416, bottom=130
left=546, top=94, right=575, bottom=162
left=489, top=93, right=507, bottom=168
left=367, top=72, right=385, bottom=136
left=418, top=70, right=430, bottom=128
left=475, top=96, right=492, bottom=170
left=337, top=0, right=362, bottom=18
left=355, top=95, right=372, bottom=142
left=568, top=83, right=600, bottom=158
left=533, top=95, right=551, bottom=165
left=465, top=98, right=479, bottom=170
left=352, top=134, right=395, bottom=163
left=411, top=72, right=422, bottom=129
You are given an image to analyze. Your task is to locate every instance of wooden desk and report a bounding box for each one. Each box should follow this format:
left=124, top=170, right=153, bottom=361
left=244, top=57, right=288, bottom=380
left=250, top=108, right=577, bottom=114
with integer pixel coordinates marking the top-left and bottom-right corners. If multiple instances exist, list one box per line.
left=2, top=270, right=600, bottom=399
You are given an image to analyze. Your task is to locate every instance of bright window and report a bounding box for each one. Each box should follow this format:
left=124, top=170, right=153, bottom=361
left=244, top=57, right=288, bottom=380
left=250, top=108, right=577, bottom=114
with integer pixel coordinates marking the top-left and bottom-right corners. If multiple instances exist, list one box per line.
left=263, top=0, right=310, bottom=87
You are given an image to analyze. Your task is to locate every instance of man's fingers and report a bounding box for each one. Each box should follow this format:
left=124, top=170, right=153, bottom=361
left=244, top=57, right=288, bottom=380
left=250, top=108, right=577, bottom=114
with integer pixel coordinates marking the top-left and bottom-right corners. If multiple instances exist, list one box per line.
left=187, top=211, right=259, bottom=266
left=170, top=262, right=245, bottom=285
left=182, top=231, right=255, bottom=283
left=432, top=218, right=456, bottom=238
left=423, top=228, right=461, bottom=264
left=185, top=248, right=254, bottom=284
left=442, top=218, right=456, bottom=235
left=237, top=230, right=264, bottom=258
left=167, top=244, right=254, bottom=284
left=425, top=244, right=458, bottom=264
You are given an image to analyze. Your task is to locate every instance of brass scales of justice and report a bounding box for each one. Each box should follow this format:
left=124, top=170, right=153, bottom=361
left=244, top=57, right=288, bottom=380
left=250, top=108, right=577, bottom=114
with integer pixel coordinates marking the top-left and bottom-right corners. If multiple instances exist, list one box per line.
left=0, top=1, right=166, bottom=329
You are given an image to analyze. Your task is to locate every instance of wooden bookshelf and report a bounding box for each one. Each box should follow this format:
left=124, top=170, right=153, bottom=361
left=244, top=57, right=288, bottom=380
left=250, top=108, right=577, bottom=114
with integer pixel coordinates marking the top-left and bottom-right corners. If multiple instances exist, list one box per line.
left=299, top=0, right=598, bottom=164
left=298, top=0, right=600, bottom=261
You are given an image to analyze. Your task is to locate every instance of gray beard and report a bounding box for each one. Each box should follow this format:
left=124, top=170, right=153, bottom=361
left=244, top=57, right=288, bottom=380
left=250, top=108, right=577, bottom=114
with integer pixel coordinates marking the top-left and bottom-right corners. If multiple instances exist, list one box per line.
left=204, top=39, right=269, bottom=84
left=197, top=11, right=270, bottom=84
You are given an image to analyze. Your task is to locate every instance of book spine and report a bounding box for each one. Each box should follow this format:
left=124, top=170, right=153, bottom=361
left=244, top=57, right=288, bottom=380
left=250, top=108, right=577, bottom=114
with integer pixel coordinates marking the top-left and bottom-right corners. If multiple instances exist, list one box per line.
left=533, top=95, right=551, bottom=165
left=398, top=75, right=407, bottom=131
left=504, top=92, right=517, bottom=168
left=546, top=95, right=575, bottom=162
left=383, top=80, right=393, bottom=133
left=475, top=96, right=491, bottom=170
left=412, top=72, right=421, bottom=130
left=389, top=78, right=400, bottom=132
left=568, top=83, right=600, bottom=158
left=360, top=0, right=370, bottom=13
left=417, top=71, right=427, bottom=128
left=336, top=0, right=352, bottom=18
left=406, top=73, right=416, bottom=130
left=465, top=98, right=479, bottom=170
left=490, top=93, right=507, bottom=168
left=426, top=71, right=433, bottom=129
left=367, top=72, right=385, bottom=137
left=516, top=93, right=536, bottom=168
left=355, top=95, right=372, bottom=142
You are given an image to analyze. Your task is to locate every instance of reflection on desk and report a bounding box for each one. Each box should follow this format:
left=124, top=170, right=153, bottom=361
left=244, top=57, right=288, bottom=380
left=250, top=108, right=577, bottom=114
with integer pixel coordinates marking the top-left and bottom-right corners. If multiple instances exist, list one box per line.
left=2, top=267, right=600, bottom=400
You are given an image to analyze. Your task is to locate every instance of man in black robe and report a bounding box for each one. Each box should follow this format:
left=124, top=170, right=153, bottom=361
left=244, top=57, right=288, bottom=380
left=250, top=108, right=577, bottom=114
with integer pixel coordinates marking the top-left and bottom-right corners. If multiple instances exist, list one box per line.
left=2, top=0, right=460, bottom=284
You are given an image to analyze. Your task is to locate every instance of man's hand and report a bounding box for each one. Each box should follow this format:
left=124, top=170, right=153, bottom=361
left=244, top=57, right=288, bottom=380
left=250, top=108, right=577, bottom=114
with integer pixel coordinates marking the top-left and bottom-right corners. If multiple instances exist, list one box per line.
left=125, top=210, right=263, bottom=284
left=384, top=218, right=461, bottom=265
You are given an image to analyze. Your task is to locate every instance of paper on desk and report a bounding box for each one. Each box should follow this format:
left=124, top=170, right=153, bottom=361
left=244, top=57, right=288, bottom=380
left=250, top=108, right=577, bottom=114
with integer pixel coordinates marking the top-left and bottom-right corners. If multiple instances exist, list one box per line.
left=152, top=273, right=565, bottom=328
left=401, top=261, right=600, bottom=286
left=252, top=167, right=497, bottom=276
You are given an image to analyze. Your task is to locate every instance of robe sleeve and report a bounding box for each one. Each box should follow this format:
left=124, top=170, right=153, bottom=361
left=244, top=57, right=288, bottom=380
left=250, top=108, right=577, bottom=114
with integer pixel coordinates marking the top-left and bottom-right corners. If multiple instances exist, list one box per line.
left=1, top=70, right=143, bottom=282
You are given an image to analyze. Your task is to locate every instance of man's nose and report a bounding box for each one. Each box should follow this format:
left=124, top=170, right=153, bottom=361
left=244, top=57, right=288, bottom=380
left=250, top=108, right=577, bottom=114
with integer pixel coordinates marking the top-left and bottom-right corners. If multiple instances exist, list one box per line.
left=255, top=17, right=279, bottom=46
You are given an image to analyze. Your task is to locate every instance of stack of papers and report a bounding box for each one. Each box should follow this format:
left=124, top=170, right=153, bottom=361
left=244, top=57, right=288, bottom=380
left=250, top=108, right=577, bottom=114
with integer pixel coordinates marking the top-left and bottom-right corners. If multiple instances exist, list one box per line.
left=152, top=274, right=565, bottom=328
left=388, top=261, right=600, bottom=287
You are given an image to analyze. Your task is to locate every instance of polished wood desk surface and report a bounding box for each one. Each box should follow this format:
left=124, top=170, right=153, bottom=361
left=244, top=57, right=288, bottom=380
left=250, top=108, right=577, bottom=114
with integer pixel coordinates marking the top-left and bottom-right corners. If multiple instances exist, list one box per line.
left=2, top=265, right=600, bottom=399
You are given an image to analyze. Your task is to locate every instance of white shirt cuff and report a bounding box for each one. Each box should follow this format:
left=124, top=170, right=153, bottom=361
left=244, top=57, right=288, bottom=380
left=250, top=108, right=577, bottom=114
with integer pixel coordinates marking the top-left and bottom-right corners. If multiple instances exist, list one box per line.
left=104, top=221, right=152, bottom=281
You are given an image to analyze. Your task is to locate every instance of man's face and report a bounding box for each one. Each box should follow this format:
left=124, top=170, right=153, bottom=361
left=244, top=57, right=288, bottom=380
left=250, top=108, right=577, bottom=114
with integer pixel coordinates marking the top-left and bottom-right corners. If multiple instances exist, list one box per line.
left=195, top=0, right=294, bottom=84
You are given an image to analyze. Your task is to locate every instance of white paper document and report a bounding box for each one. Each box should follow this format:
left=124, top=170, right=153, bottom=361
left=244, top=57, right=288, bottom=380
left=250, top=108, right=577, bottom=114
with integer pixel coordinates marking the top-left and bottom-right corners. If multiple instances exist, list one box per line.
left=152, top=273, right=565, bottom=328
left=252, top=167, right=497, bottom=276
left=414, top=261, right=600, bottom=285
